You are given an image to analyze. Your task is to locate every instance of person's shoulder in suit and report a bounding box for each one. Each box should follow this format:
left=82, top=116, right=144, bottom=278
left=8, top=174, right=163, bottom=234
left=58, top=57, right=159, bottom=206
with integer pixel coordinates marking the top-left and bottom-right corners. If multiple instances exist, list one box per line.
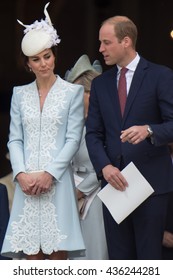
left=0, top=183, right=8, bottom=196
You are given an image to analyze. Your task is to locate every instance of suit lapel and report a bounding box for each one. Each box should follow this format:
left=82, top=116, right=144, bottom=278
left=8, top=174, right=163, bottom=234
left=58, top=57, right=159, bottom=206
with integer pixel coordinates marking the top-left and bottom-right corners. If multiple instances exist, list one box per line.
left=106, top=67, right=122, bottom=122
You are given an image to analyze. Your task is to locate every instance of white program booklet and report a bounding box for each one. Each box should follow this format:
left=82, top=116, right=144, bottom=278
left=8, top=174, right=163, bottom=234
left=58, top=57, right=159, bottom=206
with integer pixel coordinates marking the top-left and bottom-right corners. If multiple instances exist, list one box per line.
left=97, top=161, right=154, bottom=224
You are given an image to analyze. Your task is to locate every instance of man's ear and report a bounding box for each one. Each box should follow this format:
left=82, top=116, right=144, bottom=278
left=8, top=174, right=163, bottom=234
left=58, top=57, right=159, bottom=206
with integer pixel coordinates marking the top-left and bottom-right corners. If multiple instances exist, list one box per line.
left=123, top=36, right=131, bottom=47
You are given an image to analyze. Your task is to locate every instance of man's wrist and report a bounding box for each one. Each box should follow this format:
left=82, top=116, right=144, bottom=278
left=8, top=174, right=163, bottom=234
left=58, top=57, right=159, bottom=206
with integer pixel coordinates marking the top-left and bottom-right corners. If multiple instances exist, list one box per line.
left=146, top=125, right=154, bottom=144
left=147, top=125, right=153, bottom=137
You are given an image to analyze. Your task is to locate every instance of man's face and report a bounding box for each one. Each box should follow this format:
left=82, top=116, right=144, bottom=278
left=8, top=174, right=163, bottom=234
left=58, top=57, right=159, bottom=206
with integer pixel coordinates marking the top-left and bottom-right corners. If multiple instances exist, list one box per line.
left=99, top=23, right=125, bottom=66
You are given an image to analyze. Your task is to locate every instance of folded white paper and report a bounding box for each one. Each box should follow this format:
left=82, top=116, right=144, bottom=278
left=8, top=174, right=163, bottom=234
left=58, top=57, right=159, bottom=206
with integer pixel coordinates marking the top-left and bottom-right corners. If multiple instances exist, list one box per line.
left=97, top=162, right=154, bottom=224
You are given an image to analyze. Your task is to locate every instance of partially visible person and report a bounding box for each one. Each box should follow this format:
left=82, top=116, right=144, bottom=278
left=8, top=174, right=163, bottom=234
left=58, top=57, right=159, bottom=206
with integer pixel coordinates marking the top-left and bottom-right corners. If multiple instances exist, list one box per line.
left=0, top=184, right=11, bottom=260
left=86, top=15, right=173, bottom=259
left=0, top=153, right=15, bottom=212
left=1, top=3, right=85, bottom=260
left=65, top=54, right=108, bottom=259
left=162, top=143, right=173, bottom=259
left=162, top=193, right=173, bottom=259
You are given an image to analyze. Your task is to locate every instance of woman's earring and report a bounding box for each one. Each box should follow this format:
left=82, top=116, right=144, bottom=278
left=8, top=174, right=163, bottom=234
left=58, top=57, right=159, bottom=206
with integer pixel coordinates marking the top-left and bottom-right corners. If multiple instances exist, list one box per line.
left=29, top=68, right=32, bottom=72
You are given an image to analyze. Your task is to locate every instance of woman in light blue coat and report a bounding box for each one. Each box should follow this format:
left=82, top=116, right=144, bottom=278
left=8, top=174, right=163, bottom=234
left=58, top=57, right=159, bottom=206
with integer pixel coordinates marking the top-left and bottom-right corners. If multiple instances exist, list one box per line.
left=1, top=3, right=85, bottom=260
left=65, top=55, right=108, bottom=259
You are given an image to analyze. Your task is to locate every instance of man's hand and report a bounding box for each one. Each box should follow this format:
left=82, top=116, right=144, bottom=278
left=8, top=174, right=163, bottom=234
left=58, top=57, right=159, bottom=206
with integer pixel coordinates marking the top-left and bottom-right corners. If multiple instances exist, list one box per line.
left=102, top=164, right=128, bottom=191
left=163, top=231, right=173, bottom=248
left=120, top=125, right=149, bottom=144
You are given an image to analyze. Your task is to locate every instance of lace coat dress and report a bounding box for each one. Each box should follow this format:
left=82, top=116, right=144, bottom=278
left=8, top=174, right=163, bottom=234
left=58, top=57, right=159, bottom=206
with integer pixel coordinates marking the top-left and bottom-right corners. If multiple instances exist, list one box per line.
left=1, top=76, right=85, bottom=259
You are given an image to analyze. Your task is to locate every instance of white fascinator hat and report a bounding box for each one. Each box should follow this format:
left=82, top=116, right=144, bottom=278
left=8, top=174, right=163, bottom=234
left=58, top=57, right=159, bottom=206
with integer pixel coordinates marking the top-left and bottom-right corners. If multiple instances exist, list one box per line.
left=65, top=54, right=102, bottom=83
left=17, top=2, right=61, bottom=56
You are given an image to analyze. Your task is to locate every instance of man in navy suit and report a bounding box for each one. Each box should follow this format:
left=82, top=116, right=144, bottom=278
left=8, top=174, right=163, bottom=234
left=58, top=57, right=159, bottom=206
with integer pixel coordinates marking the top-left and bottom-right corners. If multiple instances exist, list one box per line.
left=86, top=16, right=173, bottom=259
left=0, top=183, right=11, bottom=259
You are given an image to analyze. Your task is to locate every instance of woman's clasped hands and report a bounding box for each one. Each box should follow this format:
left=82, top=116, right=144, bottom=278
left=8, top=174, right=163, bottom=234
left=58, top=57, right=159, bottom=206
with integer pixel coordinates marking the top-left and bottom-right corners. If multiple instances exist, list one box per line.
left=16, top=171, right=53, bottom=195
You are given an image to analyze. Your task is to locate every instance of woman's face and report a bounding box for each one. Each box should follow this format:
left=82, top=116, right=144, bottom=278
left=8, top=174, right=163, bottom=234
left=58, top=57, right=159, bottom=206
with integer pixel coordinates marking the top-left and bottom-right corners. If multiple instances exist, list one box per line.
left=27, top=48, right=55, bottom=79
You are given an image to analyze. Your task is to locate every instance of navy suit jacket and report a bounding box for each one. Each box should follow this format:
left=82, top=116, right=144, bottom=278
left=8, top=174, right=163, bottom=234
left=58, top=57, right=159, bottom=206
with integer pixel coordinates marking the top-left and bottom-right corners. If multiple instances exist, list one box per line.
left=86, top=57, right=173, bottom=194
left=0, top=184, right=11, bottom=260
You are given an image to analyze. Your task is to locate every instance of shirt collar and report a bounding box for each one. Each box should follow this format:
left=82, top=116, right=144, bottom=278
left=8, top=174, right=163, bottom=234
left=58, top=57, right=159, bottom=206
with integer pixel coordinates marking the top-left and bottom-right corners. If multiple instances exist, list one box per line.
left=117, top=53, right=140, bottom=73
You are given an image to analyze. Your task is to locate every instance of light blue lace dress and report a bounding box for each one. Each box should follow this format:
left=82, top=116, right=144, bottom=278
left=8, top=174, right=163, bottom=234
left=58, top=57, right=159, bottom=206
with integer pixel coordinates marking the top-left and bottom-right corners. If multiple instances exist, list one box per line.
left=1, top=76, right=85, bottom=259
